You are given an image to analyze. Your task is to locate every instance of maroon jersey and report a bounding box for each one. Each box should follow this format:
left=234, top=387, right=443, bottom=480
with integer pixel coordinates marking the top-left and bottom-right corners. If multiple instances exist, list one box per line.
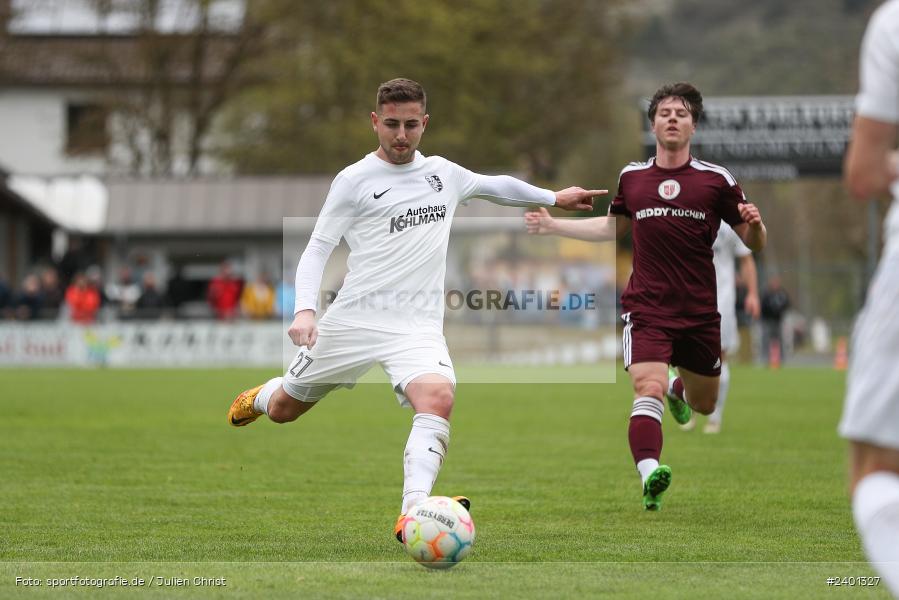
left=610, top=156, right=745, bottom=323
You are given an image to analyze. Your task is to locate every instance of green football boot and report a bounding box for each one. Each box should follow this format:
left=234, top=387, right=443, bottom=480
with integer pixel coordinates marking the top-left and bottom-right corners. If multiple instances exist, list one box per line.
left=643, top=465, right=672, bottom=511
left=665, top=368, right=692, bottom=426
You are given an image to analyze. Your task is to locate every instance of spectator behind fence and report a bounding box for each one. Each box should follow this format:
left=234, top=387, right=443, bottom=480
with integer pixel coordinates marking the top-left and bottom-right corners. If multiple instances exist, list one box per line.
left=0, top=275, right=12, bottom=319
left=57, top=237, right=91, bottom=289
left=761, top=275, right=791, bottom=365
left=207, top=262, right=241, bottom=320
left=86, top=265, right=107, bottom=307
left=65, top=272, right=101, bottom=324
left=165, top=267, right=191, bottom=316
left=106, top=266, right=141, bottom=319
left=136, top=272, right=166, bottom=319
left=39, top=266, right=63, bottom=319
left=241, top=273, right=275, bottom=319
left=275, top=278, right=296, bottom=320
left=14, top=274, right=43, bottom=320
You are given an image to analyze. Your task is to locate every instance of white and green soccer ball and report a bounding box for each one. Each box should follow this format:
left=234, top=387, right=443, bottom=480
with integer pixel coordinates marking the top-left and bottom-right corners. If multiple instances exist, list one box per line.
left=399, top=496, right=475, bottom=569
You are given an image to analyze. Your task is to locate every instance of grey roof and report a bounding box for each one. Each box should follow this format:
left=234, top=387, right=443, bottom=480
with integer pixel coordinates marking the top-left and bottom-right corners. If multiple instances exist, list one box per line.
left=0, top=33, right=245, bottom=87
left=103, top=176, right=533, bottom=235
left=0, top=174, right=58, bottom=227
left=104, top=177, right=332, bottom=235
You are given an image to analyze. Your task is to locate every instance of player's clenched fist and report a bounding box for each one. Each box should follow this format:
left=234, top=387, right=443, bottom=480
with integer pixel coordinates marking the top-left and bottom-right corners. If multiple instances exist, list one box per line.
left=288, top=309, right=318, bottom=349
left=738, top=202, right=762, bottom=226
left=525, top=207, right=556, bottom=235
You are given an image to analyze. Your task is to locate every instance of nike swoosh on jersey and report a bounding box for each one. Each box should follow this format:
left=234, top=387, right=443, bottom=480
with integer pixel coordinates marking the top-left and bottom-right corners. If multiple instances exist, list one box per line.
left=374, top=188, right=391, bottom=199
left=438, top=360, right=451, bottom=368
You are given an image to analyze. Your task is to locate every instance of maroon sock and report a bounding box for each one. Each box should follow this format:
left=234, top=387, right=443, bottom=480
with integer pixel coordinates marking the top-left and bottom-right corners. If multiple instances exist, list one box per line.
left=628, top=415, right=663, bottom=464
left=671, top=377, right=684, bottom=400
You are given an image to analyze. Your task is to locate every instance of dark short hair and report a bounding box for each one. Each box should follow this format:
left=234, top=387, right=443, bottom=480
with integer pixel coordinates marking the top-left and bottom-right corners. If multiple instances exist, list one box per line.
left=376, top=78, right=427, bottom=111
left=648, top=82, right=703, bottom=123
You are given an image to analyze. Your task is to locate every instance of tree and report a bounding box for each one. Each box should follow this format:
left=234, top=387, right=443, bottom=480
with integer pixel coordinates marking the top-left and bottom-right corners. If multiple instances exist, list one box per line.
left=627, top=0, right=881, bottom=95
left=77, top=0, right=268, bottom=175
left=215, top=0, right=628, bottom=183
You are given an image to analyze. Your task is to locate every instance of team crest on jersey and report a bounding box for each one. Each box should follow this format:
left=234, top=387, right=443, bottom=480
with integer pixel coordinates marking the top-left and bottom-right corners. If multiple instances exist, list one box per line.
left=425, top=175, right=443, bottom=192
left=658, top=179, right=681, bottom=200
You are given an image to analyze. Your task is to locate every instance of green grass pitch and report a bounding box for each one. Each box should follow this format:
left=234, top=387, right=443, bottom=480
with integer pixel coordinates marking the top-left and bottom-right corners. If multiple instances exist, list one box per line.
left=0, top=366, right=889, bottom=598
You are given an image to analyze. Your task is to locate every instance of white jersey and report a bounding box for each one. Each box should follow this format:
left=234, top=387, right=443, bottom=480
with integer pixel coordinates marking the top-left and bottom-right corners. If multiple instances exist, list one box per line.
left=712, top=221, right=752, bottom=316
left=856, top=0, right=899, bottom=251
left=309, top=151, right=554, bottom=334
left=840, top=0, right=899, bottom=449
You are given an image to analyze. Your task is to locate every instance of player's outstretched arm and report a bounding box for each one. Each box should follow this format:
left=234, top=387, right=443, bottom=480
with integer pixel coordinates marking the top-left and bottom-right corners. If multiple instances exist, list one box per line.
left=734, top=203, right=767, bottom=252
left=469, top=175, right=605, bottom=210
left=553, top=187, right=607, bottom=211
left=525, top=207, right=618, bottom=241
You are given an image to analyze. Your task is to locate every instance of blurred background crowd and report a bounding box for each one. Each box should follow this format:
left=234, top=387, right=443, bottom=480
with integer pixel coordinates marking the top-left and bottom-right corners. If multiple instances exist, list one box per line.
left=0, top=255, right=291, bottom=322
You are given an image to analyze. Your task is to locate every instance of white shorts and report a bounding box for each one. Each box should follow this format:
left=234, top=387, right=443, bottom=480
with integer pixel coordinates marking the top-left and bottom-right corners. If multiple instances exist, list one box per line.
left=839, top=256, right=899, bottom=450
left=720, top=307, right=740, bottom=356
left=281, top=323, right=456, bottom=408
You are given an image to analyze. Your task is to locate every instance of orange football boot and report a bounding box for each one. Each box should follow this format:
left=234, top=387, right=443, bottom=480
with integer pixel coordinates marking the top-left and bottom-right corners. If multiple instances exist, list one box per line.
left=228, top=384, right=264, bottom=427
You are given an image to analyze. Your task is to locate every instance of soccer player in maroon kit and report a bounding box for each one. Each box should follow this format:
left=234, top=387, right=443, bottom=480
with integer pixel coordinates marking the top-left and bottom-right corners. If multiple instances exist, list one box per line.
left=526, top=82, right=767, bottom=509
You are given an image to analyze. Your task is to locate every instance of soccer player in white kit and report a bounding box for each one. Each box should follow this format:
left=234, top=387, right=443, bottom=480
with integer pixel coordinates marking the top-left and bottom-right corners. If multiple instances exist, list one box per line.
left=839, top=1, right=899, bottom=595
left=227, top=78, right=605, bottom=541
left=680, top=221, right=759, bottom=433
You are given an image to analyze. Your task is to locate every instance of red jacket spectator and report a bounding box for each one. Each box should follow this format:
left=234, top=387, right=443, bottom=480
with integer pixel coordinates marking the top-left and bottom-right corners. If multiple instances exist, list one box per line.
left=65, top=273, right=101, bottom=323
left=207, top=263, right=242, bottom=320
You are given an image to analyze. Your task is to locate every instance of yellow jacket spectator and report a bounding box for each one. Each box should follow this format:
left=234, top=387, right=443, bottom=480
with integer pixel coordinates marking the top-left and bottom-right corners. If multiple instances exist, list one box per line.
left=240, top=274, right=275, bottom=319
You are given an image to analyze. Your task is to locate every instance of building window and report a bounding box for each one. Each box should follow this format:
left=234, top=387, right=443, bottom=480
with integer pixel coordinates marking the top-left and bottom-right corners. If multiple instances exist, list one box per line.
left=66, top=103, right=108, bottom=155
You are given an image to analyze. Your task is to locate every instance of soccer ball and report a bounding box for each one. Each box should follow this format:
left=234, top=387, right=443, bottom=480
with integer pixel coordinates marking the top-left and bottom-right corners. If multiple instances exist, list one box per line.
left=399, top=496, right=475, bottom=569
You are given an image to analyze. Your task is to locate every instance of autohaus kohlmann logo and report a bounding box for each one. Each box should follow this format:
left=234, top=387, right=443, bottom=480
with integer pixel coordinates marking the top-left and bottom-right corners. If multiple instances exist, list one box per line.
left=389, top=204, right=447, bottom=233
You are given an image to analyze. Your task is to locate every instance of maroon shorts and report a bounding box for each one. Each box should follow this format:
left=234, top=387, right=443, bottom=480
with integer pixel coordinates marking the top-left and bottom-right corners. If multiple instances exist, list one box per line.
left=621, top=311, right=722, bottom=376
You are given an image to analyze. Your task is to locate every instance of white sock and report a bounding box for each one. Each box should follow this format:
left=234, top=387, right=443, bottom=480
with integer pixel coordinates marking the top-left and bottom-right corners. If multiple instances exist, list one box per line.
left=709, top=362, right=730, bottom=424
left=253, top=377, right=283, bottom=415
left=853, top=471, right=899, bottom=597
left=401, top=413, right=450, bottom=514
left=637, top=459, right=660, bottom=485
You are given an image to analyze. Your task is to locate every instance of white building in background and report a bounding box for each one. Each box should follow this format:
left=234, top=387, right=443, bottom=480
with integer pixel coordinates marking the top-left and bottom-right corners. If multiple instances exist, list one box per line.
left=0, top=0, right=245, bottom=177
left=0, top=0, right=255, bottom=293
left=7, top=0, right=244, bottom=35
